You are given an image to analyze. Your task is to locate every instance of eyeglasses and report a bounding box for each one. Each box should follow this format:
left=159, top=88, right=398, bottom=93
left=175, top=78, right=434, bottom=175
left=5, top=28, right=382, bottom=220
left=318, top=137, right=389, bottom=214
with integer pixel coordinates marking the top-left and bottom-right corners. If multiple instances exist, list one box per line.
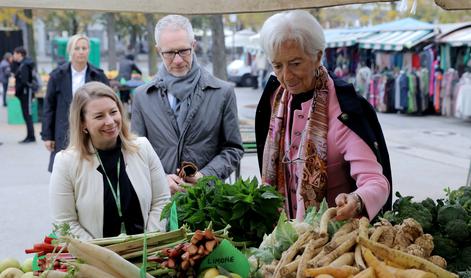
left=160, top=48, right=192, bottom=60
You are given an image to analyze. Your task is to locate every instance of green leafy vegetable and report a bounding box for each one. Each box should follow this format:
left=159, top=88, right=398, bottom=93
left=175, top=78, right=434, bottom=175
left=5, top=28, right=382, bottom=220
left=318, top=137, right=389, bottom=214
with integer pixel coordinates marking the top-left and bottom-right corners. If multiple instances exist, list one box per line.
left=161, top=176, right=284, bottom=244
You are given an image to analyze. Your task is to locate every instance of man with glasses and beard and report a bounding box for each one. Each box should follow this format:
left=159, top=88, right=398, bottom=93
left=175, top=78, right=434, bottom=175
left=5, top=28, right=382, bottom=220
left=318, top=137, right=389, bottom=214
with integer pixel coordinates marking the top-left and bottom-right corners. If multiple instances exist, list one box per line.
left=132, top=15, right=243, bottom=194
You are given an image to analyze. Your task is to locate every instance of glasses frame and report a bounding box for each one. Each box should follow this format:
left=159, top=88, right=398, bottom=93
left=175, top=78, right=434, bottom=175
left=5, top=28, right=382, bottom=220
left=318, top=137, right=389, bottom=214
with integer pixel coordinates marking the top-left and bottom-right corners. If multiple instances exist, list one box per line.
left=160, top=48, right=192, bottom=60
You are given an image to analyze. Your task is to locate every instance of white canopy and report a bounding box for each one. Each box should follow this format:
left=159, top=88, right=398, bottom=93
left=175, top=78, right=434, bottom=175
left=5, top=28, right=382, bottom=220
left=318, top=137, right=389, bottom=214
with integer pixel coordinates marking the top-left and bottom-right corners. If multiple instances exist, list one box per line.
left=0, top=0, right=396, bottom=13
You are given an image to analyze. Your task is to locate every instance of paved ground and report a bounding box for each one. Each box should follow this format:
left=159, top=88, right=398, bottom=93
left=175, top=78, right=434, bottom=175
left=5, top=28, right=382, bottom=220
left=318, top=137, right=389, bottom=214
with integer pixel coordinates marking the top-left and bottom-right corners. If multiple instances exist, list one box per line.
left=1, top=85, right=470, bottom=261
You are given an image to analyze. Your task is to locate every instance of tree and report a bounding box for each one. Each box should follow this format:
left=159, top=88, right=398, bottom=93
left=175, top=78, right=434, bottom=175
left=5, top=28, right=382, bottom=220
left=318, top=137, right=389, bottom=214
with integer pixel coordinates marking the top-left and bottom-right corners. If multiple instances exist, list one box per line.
left=145, top=13, right=158, bottom=76
left=210, top=15, right=227, bottom=80
left=105, top=13, right=117, bottom=70
left=24, top=9, right=36, bottom=62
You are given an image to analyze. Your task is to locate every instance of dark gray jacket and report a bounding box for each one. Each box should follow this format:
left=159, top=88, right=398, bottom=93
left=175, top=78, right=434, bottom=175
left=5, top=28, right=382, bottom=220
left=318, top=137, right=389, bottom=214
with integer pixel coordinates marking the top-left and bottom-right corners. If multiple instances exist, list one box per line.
left=41, top=62, right=109, bottom=172
left=0, top=59, right=11, bottom=83
left=131, top=67, right=244, bottom=179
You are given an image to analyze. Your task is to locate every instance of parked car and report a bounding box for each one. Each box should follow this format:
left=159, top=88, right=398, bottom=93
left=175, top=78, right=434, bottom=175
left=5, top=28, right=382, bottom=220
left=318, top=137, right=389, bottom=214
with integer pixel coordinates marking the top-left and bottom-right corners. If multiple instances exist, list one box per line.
left=227, top=59, right=258, bottom=87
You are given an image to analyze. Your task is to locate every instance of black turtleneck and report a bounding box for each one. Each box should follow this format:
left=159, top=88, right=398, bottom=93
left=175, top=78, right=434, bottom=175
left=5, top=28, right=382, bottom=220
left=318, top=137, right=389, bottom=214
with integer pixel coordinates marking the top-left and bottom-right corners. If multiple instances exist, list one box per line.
left=96, top=140, right=144, bottom=237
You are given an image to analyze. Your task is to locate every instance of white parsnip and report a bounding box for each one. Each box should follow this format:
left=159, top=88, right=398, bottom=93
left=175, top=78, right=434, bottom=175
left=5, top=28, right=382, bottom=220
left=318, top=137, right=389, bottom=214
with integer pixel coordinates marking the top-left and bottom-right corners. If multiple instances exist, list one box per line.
left=66, top=237, right=153, bottom=278
left=358, top=236, right=458, bottom=278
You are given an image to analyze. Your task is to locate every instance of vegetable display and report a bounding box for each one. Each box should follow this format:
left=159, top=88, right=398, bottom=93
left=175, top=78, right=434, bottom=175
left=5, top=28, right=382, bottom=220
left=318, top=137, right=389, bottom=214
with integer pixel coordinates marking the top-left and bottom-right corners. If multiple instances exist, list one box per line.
left=383, top=187, right=471, bottom=273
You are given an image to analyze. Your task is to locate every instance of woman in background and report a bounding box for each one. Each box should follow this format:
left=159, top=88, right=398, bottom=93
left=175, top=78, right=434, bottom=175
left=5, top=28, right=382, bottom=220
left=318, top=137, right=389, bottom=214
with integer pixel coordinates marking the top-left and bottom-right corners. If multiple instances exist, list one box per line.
left=42, top=34, right=109, bottom=172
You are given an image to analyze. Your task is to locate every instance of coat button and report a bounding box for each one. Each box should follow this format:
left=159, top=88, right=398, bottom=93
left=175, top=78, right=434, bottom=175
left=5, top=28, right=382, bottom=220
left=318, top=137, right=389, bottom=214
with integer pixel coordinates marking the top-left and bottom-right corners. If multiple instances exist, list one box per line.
left=340, top=113, right=349, bottom=121
left=374, top=141, right=379, bottom=149
left=297, top=114, right=304, bottom=119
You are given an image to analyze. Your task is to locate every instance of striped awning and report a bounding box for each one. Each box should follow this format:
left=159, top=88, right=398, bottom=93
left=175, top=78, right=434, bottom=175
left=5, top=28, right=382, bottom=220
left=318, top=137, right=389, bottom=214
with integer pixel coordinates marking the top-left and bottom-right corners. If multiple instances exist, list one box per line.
left=359, top=30, right=435, bottom=51
left=325, top=31, right=375, bottom=48
left=439, top=27, right=471, bottom=46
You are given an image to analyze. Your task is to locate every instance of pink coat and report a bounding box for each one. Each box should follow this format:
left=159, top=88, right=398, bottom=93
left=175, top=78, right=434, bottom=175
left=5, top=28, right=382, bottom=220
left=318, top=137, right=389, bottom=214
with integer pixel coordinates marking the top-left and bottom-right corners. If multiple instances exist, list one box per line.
left=283, top=76, right=390, bottom=220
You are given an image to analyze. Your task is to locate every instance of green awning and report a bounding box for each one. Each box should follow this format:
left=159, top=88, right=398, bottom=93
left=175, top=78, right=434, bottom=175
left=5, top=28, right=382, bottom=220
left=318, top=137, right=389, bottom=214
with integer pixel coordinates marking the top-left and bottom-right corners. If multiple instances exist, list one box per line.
left=359, top=30, right=435, bottom=51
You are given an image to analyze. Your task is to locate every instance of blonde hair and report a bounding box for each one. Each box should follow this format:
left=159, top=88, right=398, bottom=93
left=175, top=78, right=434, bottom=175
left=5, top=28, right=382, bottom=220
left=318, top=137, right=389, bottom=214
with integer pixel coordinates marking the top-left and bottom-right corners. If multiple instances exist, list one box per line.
left=67, top=34, right=90, bottom=61
left=68, top=82, right=137, bottom=160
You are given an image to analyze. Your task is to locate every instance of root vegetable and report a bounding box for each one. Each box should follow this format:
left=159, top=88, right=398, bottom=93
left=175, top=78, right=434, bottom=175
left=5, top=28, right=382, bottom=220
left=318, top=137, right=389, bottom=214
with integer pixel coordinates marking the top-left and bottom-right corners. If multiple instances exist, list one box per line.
left=0, top=268, right=23, bottom=278
left=331, top=222, right=354, bottom=242
left=296, top=236, right=328, bottom=278
left=406, top=244, right=426, bottom=258
left=385, top=265, right=437, bottom=278
left=362, top=247, right=394, bottom=278
left=352, top=267, right=375, bottom=278
left=69, top=262, right=116, bottom=278
left=427, top=256, right=447, bottom=269
left=273, top=231, right=313, bottom=278
left=329, top=252, right=354, bottom=267
left=354, top=245, right=366, bottom=270
left=66, top=237, right=152, bottom=278
left=359, top=217, right=369, bottom=238
left=369, top=226, right=387, bottom=242
left=41, top=270, right=67, bottom=278
left=316, top=230, right=358, bottom=267
left=358, top=236, right=458, bottom=278
left=319, top=208, right=337, bottom=236
left=280, top=258, right=300, bottom=276
left=304, top=265, right=359, bottom=278
left=415, top=234, right=434, bottom=257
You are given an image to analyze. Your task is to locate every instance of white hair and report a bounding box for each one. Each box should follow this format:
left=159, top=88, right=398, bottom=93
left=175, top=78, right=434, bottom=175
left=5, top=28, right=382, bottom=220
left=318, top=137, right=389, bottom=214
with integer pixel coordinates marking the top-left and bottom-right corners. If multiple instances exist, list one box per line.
left=67, top=34, right=90, bottom=61
left=259, top=10, right=325, bottom=63
left=154, top=15, right=195, bottom=48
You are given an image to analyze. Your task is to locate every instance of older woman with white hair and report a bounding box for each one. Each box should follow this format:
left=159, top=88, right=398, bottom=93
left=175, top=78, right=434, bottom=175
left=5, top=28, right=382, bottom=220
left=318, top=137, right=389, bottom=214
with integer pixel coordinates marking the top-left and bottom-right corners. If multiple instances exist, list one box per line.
left=41, top=34, right=109, bottom=172
left=255, top=10, right=392, bottom=221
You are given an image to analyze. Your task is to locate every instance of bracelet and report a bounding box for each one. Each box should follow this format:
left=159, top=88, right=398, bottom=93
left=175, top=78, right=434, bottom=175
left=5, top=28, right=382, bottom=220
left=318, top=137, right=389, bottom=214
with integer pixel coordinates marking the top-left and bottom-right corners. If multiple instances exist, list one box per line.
left=350, top=193, right=364, bottom=216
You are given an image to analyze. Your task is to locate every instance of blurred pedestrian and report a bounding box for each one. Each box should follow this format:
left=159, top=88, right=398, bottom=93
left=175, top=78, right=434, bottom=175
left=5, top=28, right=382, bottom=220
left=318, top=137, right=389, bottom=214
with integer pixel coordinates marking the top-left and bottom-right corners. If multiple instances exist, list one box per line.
left=13, top=46, right=36, bottom=143
left=0, top=52, right=13, bottom=107
left=118, top=54, right=142, bottom=81
left=41, top=34, right=109, bottom=172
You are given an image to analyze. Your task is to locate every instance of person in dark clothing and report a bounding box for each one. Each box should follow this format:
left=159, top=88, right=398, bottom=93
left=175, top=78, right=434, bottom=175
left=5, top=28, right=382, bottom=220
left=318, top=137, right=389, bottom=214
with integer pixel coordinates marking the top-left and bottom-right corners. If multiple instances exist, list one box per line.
left=13, top=46, right=36, bottom=143
left=118, top=54, right=142, bottom=81
left=0, top=52, right=13, bottom=107
left=41, top=34, right=110, bottom=172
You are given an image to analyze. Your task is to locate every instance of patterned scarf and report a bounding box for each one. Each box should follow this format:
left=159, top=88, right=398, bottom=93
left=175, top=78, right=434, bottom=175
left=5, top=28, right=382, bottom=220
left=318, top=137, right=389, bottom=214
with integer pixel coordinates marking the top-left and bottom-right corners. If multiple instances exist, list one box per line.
left=261, top=66, right=329, bottom=210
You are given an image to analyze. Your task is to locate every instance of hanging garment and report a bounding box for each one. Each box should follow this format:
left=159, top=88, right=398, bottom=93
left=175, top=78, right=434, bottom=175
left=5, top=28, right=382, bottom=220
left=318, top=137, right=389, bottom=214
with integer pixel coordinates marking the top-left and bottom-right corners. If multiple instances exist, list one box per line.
left=407, top=73, right=418, bottom=113
left=434, top=71, right=443, bottom=113
left=442, top=68, right=460, bottom=117
left=455, top=72, right=471, bottom=119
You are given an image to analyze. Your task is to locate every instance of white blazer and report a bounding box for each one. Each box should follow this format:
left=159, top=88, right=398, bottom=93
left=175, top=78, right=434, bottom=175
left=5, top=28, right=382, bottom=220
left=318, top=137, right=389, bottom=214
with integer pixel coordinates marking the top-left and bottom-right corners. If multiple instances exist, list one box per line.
left=49, top=137, right=171, bottom=240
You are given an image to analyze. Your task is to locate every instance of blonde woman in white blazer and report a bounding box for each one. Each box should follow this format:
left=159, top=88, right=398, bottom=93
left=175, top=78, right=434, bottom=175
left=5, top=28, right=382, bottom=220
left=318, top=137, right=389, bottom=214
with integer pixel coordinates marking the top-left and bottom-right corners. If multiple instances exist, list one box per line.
left=49, top=81, right=170, bottom=240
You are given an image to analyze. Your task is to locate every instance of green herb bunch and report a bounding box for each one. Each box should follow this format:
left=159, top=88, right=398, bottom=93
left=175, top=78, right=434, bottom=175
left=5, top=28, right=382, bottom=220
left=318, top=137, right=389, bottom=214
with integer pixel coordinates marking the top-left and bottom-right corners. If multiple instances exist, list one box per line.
left=161, top=176, right=284, bottom=245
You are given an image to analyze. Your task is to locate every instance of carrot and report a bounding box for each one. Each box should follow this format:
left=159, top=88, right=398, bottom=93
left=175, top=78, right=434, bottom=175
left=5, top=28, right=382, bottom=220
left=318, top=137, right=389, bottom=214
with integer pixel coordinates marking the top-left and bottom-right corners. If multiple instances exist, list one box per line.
left=66, top=237, right=153, bottom=278
left=329, top=252, right=355, bottom=267
left=319, top=208, right=337, bottom=236
left=68, top=262, right=117, bottom=278
left=362, top=247, right=394, bottom=278
left=316, top=230, right=358, bottom=267
left=358, top=236, right=458, bottom=278
left=352, top=267, right=376, bottom=278
left=304, top=265, right=359, bottom=278
left=385, top=265, right=437, bottom=278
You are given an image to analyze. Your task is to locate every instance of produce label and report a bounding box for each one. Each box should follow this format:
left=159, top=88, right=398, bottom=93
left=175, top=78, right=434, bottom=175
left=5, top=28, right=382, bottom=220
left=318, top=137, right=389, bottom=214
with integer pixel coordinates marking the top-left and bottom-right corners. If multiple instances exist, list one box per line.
left=198, top=239, right=249, bottom=278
